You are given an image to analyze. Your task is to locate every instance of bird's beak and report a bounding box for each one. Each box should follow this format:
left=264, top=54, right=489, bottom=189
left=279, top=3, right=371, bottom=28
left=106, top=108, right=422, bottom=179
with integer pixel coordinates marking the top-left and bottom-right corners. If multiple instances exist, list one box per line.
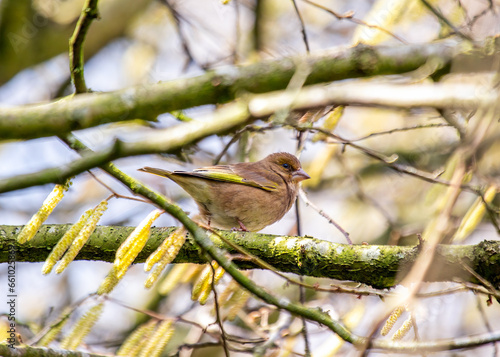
left=293, top=168, right=311, bottom=182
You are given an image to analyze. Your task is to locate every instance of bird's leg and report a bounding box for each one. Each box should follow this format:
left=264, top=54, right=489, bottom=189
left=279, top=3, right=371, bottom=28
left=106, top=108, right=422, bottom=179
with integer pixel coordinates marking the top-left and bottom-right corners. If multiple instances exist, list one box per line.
left=237, top=219, right=249, bottom=232
left=230, top=219, right=248, bottom=232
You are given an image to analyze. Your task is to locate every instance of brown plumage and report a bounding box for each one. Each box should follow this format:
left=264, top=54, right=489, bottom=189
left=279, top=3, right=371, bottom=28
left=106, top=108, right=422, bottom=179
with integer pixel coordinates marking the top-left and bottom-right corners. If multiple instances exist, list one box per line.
left=139, top=152, right=310, bottom=231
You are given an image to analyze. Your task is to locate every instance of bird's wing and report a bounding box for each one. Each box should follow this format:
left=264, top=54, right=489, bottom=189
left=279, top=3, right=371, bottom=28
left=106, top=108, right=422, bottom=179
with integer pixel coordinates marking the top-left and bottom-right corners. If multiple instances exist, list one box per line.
left=174, top=165, right=279, bottom=191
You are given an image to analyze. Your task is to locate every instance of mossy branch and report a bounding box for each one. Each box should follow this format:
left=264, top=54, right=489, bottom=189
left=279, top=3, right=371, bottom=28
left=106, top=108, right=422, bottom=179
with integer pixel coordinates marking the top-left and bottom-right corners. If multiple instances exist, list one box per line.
left=2, top=38, right=499, bottom=140
left=2, top=224, right=499, bottom=289
left=0, top=344, right=109, bottom=357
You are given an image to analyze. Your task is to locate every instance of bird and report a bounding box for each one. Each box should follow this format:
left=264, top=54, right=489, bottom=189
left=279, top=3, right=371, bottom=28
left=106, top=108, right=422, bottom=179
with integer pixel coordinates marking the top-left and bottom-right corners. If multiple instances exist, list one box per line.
left=138, top=152, right=310, bottom=232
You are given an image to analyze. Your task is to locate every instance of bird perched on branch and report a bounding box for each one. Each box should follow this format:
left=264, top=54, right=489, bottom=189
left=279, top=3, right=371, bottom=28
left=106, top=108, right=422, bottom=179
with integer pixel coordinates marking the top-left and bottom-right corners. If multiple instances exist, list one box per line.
left=139, top=152, right=310, bottom=231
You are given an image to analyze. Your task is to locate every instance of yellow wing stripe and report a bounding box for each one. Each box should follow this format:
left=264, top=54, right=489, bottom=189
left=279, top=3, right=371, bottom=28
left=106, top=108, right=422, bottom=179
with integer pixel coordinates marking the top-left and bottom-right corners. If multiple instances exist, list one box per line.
left=176, top=170, right=278, bottom=191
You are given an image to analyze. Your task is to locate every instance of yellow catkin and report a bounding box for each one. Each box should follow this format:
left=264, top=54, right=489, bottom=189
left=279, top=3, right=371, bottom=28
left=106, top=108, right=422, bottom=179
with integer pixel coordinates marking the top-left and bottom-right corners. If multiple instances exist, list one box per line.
left=97, top=266, right=121, bottom=295
left=197, top=287, right=212, bottom=305
left=138, top=319, right=174, bottom=357
left=392, top=315, right=413, bottom=340
left=42, top=208, right=94, bottom=274
left=115, top=209, right=163, bottom=260
left=144, top=228, right=187, bottom=289
left=180, top=264, right=205, bottom=284
left=144, top=227, right=186, bottom=272
left=218, top=280, right=236, bottom=306
left=219, top=271, right=250, bottom=306
left=311, top=106, right=344, bottom=143
left=37, top=306, right=73, bottom=346
left=143, top=246, right=177, bottom=289
left=191, top=262, right=224, bottom=305
left=453, top=186, right=497, bottom=242
left=114, top=229, right=150, bottom=279
left=225, top=287, right=250, bottom=321
left=157, top=264, right=191, bottom=295
left=55, top=200, right=108, bottom=274
left=381, top=305, right=405, bottom=336
left=116, top=320, right=157, bottom=356
left=191, top=264, right=214, bottom=302
left=17, top=184, right=66, bottom=244
left=60, top=303, right=104, bottom=350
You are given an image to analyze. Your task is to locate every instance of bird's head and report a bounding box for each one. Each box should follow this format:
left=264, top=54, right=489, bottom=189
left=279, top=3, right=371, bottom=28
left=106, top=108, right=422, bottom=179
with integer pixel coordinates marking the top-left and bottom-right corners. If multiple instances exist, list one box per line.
left=264, top=152, right=310, bottom=184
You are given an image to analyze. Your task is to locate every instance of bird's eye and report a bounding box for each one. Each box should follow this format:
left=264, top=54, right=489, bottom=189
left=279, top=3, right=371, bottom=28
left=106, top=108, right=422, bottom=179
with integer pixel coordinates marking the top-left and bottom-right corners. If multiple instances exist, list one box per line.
left=282, top=163, right=290, bottom=169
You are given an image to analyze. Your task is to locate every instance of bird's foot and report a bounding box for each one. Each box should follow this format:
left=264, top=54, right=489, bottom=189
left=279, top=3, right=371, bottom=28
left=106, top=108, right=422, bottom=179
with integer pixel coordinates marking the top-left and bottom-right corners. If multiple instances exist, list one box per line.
left=231, top=220, right=249, bottom=232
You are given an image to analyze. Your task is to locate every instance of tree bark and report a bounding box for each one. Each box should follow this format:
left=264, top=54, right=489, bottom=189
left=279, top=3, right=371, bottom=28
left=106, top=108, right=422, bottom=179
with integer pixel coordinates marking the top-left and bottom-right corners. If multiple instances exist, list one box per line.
left=1, top=224, right=499, bottom=289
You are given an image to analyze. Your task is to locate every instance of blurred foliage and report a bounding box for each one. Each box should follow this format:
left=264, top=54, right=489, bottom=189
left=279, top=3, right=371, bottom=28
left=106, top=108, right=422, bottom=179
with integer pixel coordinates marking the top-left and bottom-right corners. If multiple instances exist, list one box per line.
left=1, top=0, right=500, bottom=356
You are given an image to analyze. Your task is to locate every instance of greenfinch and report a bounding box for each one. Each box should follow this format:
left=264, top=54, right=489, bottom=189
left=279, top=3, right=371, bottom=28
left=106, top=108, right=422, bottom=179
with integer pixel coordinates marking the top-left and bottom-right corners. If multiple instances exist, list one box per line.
left=139, top=152, right=310, bottom=231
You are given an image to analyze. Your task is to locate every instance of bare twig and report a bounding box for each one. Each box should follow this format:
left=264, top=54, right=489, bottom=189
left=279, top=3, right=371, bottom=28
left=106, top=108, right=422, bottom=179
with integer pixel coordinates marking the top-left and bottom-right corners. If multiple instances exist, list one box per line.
left=420, top=0, right=473, bottom=42
left=295, top=130, right=311, bottom=357
left=350, top=123, right=452, bottom=142
left=291, top=0, right=310, bottom=53
left=298, top=188, right=352, bottom=244
left=460, top=262, right=500, bottom=297
left=69, top=0, right=99, bottom=93
left=475, top=294, right=498, bottom=356
left=302, top=0, right=407, bottom=44
left=160, top=0, right=197, bottom=71
left=210, top=263, right=230, bottom=357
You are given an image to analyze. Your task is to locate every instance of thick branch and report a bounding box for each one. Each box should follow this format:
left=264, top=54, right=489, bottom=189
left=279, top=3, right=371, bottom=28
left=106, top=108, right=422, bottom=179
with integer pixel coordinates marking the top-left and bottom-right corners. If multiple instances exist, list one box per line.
left=0, top=344, right=108, bottom=357
left=2, top=224, right=499, bottom=289
left=2, top=77, right=499, bottom=195
left=249, top=81, right=500, bottom=114
left=0, top=103, right=250, bottom=193
left=2, top=38, right=498, bottom=140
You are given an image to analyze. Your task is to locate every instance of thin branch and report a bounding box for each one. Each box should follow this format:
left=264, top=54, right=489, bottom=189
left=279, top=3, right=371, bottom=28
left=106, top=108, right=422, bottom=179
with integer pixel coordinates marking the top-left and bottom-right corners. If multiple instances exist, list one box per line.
left=477, top=189, right=500, bottom=235
left=299, top=126, right=494, bottom=199
left=291, top=0, right=310, bottom=52
left=213, top=124, right=275, bottom=165
left=87, top=171, right=149, bottom=203
left=210, top=263, right=230, bottom=357
left=350, top=123, right=453, bottom=142
left=420, top=0, right=473, bottom=42
left=475, top=294, right=498, bottom=356
left=0, top=138, right=127, bottom=193
left=252, top=0, right=264, bottom=52
left=298, top=188, right=352, bottom=244
left=160, top=0, right=197, bottom=71
left=69, top=0, right=99, bottom=93
left=460, top=262, right=499, bottom=297
left=302, top=0, right=407, bottom=44
left=295, top=130, right=311, bottom=357
left=28, top=294, right=97, bottom=345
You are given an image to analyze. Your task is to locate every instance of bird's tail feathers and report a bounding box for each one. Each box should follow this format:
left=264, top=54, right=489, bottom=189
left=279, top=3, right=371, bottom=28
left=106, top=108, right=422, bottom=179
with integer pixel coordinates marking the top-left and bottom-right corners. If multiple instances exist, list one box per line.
left=138, top=167, right=173, bottom=178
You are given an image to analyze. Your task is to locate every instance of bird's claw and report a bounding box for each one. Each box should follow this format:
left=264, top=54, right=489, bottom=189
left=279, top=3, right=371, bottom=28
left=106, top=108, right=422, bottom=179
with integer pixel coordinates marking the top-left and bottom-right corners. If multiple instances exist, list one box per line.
left=231, top=220, right=249, bottom=232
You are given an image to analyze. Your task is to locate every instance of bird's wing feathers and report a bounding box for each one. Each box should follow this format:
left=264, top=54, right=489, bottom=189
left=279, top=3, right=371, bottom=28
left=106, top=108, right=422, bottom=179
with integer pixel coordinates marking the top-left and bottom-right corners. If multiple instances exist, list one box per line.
left=173, top=165, right=279, bottom=191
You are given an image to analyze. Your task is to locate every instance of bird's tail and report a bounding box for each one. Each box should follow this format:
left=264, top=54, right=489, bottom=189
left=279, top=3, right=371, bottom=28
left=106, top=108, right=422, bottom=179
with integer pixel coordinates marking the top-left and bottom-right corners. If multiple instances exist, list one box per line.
left=138, top=167, right=172, bottom=178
